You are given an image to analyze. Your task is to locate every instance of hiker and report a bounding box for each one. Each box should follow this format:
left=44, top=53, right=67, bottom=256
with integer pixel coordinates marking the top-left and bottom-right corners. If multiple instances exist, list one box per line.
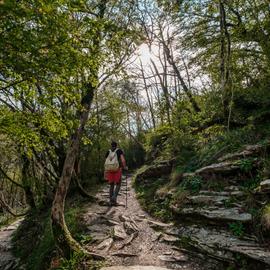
left=104, top=141, right=128, bottom=206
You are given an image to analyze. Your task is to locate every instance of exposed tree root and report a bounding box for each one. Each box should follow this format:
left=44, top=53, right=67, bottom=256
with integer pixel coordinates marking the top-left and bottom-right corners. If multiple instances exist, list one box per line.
left=73, top=176, right=96, bottom=202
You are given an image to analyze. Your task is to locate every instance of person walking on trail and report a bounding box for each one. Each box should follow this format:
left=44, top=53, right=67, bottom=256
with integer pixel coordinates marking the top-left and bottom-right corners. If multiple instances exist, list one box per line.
left=104, top=141, right=128, bottom=206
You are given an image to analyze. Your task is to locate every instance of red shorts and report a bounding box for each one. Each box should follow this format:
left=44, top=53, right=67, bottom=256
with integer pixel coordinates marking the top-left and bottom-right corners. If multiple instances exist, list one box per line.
left=105, top=168, right=122, bottom=184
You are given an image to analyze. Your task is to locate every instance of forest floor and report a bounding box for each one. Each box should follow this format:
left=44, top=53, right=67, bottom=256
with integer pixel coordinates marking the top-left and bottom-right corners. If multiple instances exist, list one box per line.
left=81, top=176, right=204, bottom=270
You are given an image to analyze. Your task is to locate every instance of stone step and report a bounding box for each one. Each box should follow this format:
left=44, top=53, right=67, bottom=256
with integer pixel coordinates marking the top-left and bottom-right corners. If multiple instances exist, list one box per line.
left=199, top=190, right=230, bottom=196
left=186, top=195, right=229, bottom=206
left=170, top=225, right=270, bottom=269
left=218, top=143, right=270, bottom=162
left=172, top=206, right=252, bottom=224
left=199, top=190, right=245, bottom=198
left=183, top=159, right=259, bottom=182
left=196, top=161, right=241, bottom=175
left=134, top=160, right=174, bottom=184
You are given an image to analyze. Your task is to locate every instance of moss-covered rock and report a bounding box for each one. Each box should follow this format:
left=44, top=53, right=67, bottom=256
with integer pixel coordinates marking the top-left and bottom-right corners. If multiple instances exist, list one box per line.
left=134, top=160, right=174, bottom=185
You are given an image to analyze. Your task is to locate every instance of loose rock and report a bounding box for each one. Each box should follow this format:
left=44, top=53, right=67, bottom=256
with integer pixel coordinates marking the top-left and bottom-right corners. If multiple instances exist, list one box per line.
left=158, top=255, right=187, bottom=262
left=113, top=225, right=127, bottom=240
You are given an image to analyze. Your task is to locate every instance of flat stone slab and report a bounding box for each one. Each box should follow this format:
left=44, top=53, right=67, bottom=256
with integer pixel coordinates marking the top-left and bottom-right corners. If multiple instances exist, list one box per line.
left=111, top=252, right=138, bottom=257
left=176, top=207, right=252, bottom=223
left=260, top=179, right=270, bottom=192
left=187, top=195, right=229, bottom=206
left=160, top=234, right=179, bottom=243
left=158, top=254, right=187, bottom=262
left=176, top=225, right=270, bottom=267
left=195, top=161, right=240, bottom=175
left=147, top=220, right=173, bottom=229
left=101, top=267, right=171, bottom=270
left=199, top=190, right=244, bottom=198
left=199, top=190, right=230, bottom=196
left=218, top=144, right=266, bottom=162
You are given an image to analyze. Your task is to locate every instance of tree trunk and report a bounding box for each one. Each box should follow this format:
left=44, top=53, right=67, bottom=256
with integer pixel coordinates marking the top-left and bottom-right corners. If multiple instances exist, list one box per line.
left=21, top=155, right=36, bottom=209
left=162, top=42, right=201, bottom=113
left=139, top=60, right=156, bottom=129
left=95, top=91, right=102, bottom=181
left=219, top=0, right=232, bottom=127
left=219, top=0, right=227, bottom=115
left=51, top=0, right=107, bottom=258
left=151, top=59, right=172, bottom=125
left=51, top=87, right=94, bottom=257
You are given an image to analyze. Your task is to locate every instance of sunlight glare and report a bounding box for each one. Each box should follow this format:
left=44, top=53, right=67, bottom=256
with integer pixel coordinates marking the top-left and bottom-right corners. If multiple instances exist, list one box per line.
left=137, top=43, right=155, bottom=66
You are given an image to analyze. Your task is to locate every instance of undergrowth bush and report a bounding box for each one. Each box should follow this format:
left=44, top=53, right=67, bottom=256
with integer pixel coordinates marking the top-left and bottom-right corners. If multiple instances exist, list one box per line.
left=135, top=177, right=172, bottom=221
left=229, top=222, right=245, bottom=237
left=171, top=188, right=190, bottom=206
left=57, top=251, right=104, bottom=270
left=180, top=175, right=202, bottom=193
left=144, top=125, right=174, bottom=161
left=196, top=125, right=260, bottom=167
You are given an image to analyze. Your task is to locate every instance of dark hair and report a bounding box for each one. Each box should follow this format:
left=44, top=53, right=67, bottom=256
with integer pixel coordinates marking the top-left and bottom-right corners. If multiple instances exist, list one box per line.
left=111, top=141, right=117, bottom=148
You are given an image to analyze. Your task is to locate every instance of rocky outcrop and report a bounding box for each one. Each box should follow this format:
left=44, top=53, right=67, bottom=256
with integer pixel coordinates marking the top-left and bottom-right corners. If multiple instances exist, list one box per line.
left=258, top=179, right=270, bottom=193
left=166, top=226, right=270, bottom=269
left=139, top=143, right=270, bottom=269
left=134, top=160, right=174, bottom=184
left=194, top=159, right=259, bottom=182
left=181, top=160, right=260, bottom=186
left=172, top=206, right=252, bottom=224
left=218, top=143, right=270, bottom=162
left=186, top=194, right=229, bottom=206
left=196, top=161, right=241, bottom=175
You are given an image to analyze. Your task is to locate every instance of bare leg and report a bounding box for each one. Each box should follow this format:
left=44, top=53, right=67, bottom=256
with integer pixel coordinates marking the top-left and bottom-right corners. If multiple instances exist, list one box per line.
left=109, top=183, right=115, bottom=205
left=113, top=183, right=121, bottom=204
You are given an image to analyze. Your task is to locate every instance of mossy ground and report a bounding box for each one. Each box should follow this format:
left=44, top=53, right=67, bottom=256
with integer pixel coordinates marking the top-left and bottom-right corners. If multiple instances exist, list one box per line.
left=12, top=196, right=89, bottom=270
left=11, top=180, right=105, bottom=270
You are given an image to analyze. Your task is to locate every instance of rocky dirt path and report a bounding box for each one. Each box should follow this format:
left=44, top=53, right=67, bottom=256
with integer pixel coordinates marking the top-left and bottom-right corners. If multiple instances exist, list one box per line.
left=82, top=176, right=203, bottom=270
left=0, top=218, right=23, bottom=270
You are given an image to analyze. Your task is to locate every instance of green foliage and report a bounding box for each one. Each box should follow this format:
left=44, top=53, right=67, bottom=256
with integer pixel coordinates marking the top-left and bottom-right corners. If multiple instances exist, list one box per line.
left=229, top=222, right=244, bottom=237
left=0, top=215, right=17, bottom=229
left=122, top=134, right=146, bottom=169
left=58, top=251, right=104, bottom=270
left=169, top=168, right=183, bottom=187
left=58, top=251, right=85, bottom=270
left=180, top=175, right=202, bottom=193
left=144, top=125, right=174, bottom=160
left=76, top=234, right=93, bottom=245
left=197, top=127, right=259, bottom=167
left=0, top=0, right=141, bottom=216
left=237, top=158, right=256, bottom=173
left=152, top=197, right=173, bottom=221
left=1, top=0, right=270, bottom=266
left=242, top=176, right=261, bottom=191
left=135, top=178, right=172, bottom=221
left=171, top=188, right=189, bottom=206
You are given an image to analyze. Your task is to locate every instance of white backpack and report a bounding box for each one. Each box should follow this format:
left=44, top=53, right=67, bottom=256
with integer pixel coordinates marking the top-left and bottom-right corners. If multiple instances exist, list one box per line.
left=104, top=149, right=119, bottom=172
